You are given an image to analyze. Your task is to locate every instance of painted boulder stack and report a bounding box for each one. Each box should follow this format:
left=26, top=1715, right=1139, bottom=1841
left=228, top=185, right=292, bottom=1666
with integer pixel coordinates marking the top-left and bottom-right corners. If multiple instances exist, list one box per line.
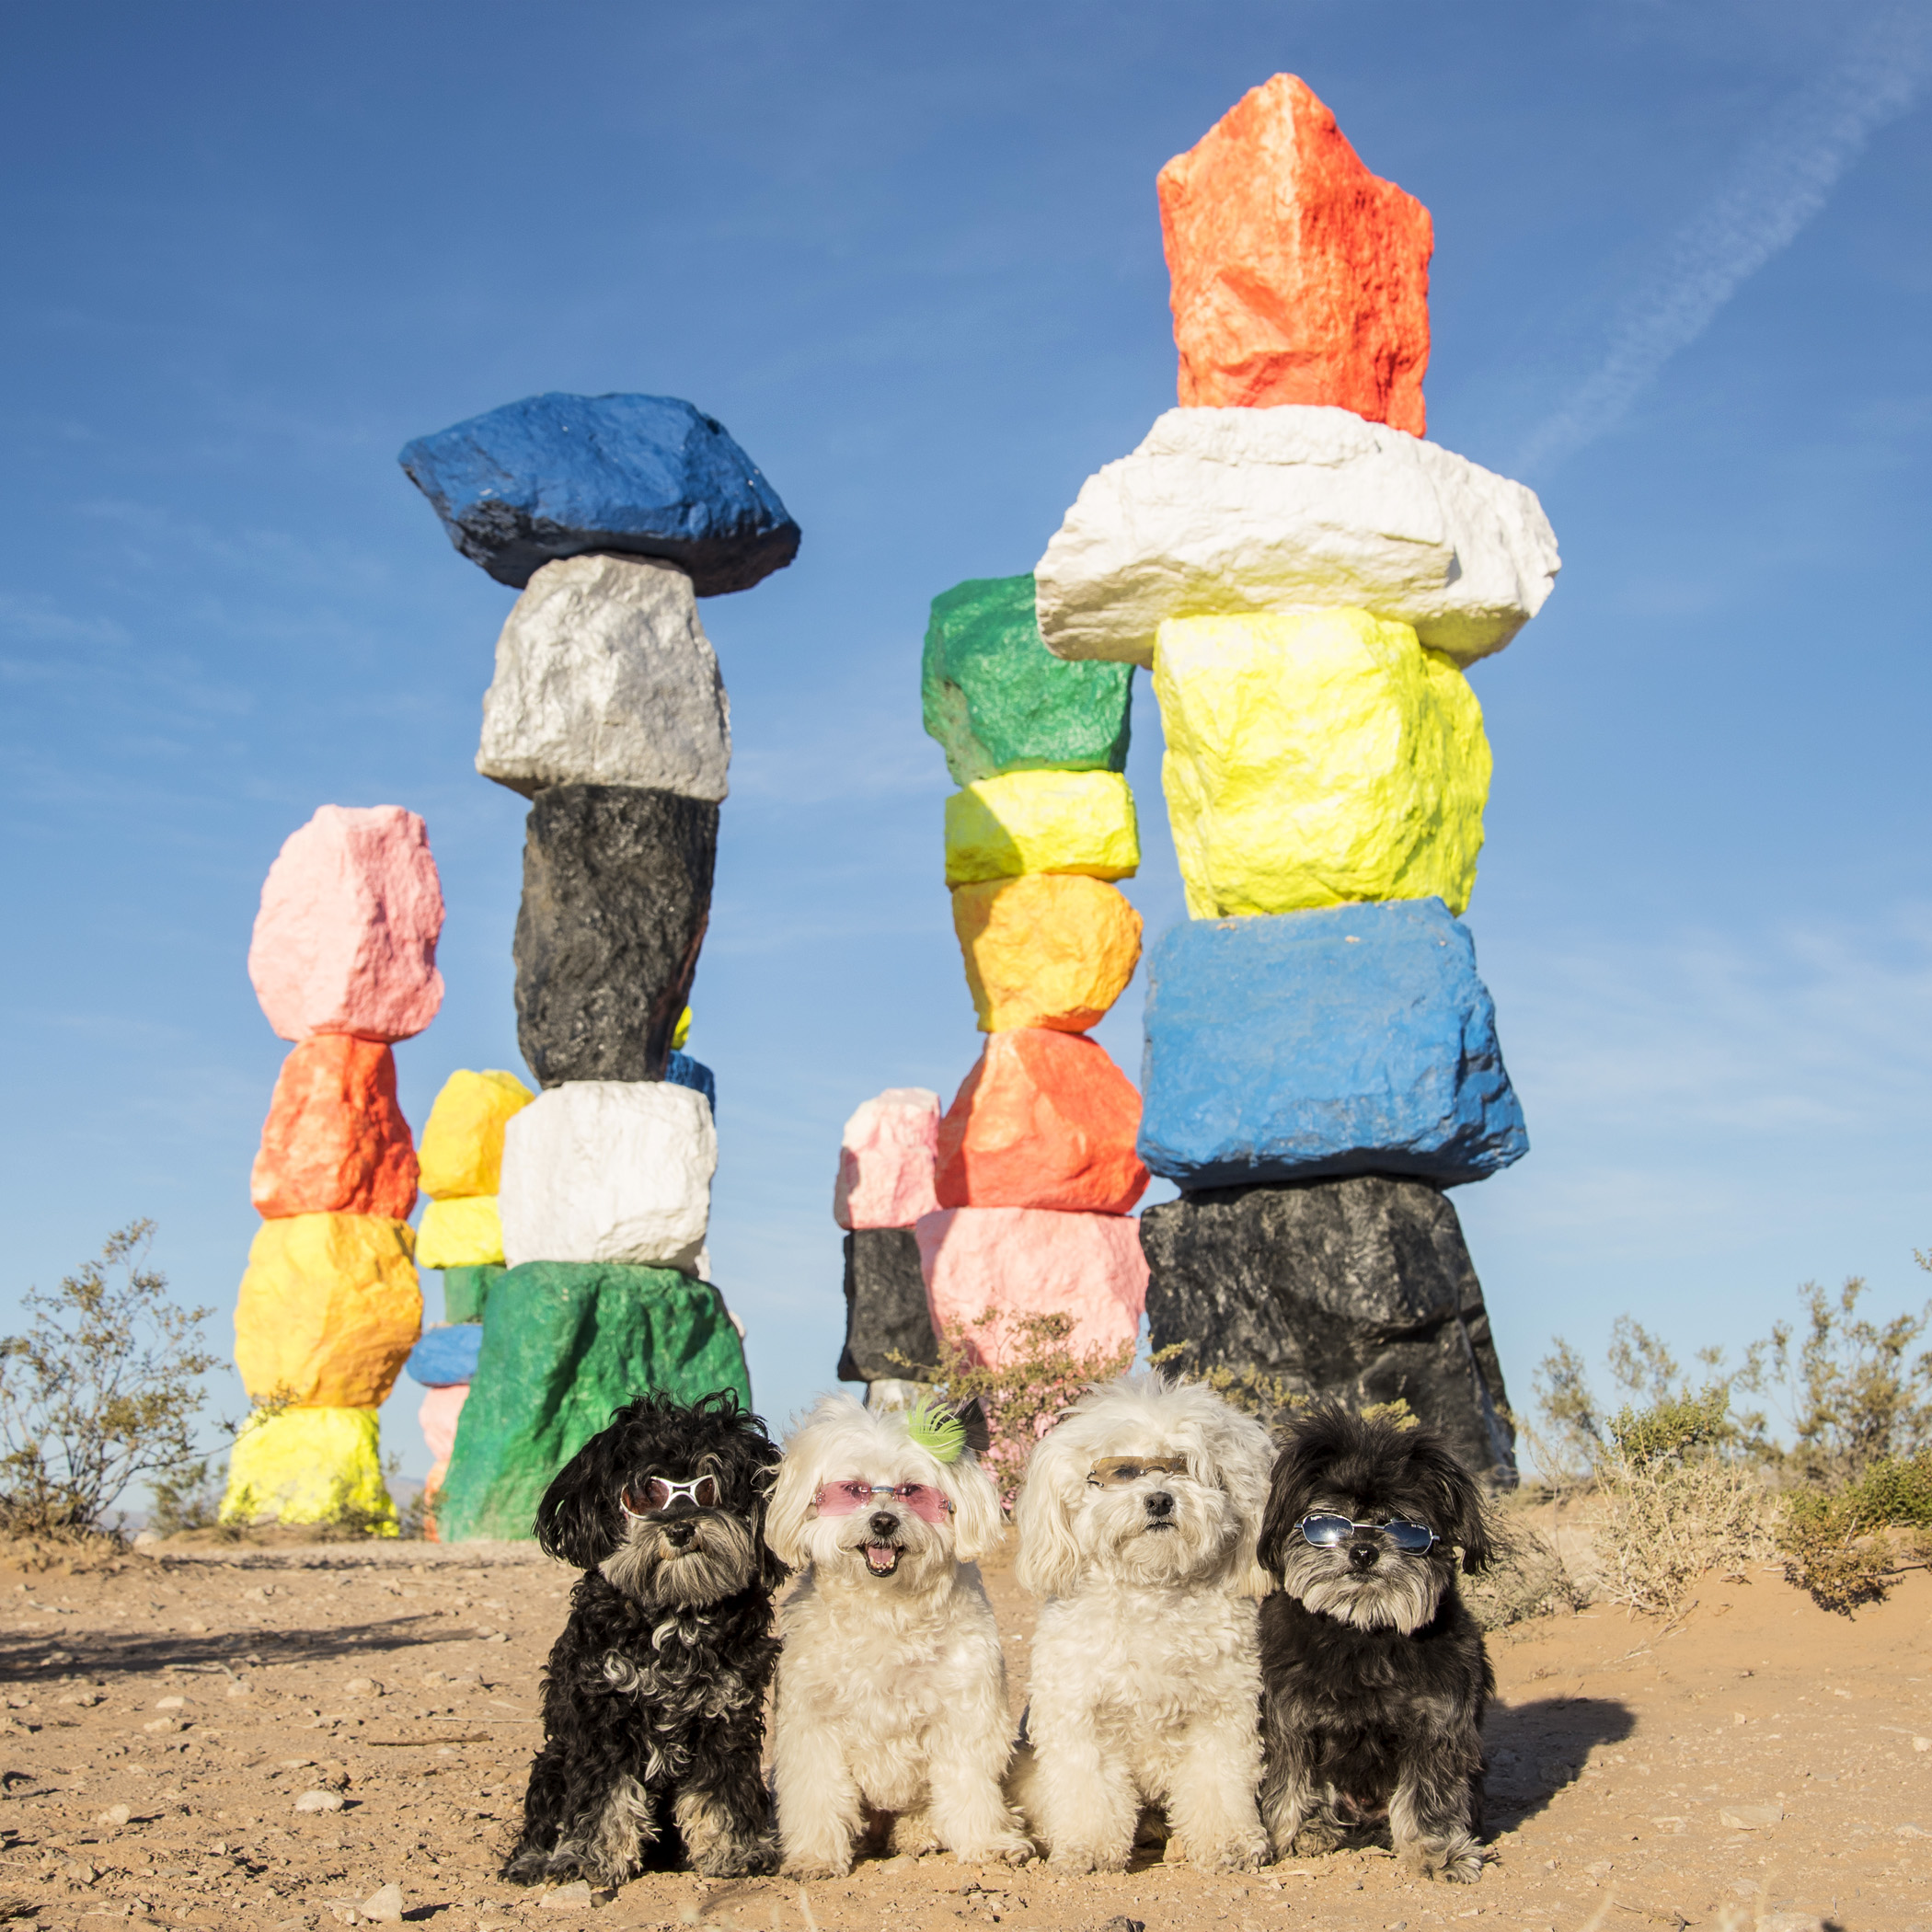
left=224, top=806, right=443, bottom=1529
left=1032, top=75, right=1560, bottom=1480
left=402, top=393, right=788, bottom=1540
left=832, top=577, right=1153, bottom=1394
left=832, top=1088, right=944, bottom=1392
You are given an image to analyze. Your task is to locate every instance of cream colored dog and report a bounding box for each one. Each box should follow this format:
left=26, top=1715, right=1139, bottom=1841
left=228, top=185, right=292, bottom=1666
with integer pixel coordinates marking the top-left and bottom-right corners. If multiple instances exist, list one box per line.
left=1011, top=1375, right=1275, bottom=1873
left=764, top=1394, right=1029, bottom=1877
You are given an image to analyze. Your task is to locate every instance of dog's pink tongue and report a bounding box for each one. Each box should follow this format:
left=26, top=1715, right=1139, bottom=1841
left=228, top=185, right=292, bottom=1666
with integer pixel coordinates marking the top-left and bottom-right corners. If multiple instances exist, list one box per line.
left=865, top=1544, right=898, bottom=1573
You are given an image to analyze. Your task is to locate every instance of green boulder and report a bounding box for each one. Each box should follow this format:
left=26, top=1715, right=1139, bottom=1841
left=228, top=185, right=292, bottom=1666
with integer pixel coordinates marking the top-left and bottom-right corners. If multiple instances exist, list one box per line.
left=437, top=1262, right=752, bottom=1542
left=442, top=1263, right=502, bottom=1326
left=921, top=574, right=1133, bottom=786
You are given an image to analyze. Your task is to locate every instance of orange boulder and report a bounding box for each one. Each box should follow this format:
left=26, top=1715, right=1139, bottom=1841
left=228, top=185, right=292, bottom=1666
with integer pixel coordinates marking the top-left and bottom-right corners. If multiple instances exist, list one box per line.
left=250, top=1035, right=419, bottom=1220
left=935, top=1029, right=1148, bottom=1216
left=952, top=874, right=1144, bottom=1033
left=1156, top=73, right=1432, bottom=432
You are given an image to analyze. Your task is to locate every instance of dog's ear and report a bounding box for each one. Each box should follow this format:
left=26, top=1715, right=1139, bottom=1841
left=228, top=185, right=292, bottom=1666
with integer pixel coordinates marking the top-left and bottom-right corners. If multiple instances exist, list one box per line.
left=1214, top=1404, right=1280, bottom=1599
left=1256, top=1401, right=1345, bottom=1579
left=740, top=1433, right=791, bottom=1592
left=1012, top=1418, right=1086, bottom=1600
left=944, top=1453, right=1006, bottom=1563
left=762, top=1442, right=816, bottom=1572
left=1403, top=1425, right=1493, bottom=1574
left=534, top=1430, right=618, bottom=1570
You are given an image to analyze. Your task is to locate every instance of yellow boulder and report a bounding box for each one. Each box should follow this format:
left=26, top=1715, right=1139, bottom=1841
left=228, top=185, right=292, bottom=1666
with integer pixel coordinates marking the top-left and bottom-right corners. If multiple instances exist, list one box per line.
left=220, top=1405, right=395, bottom=1530
left=235, top=1213, right=422, bottom=1408
left=952, top=875, right=1144, bottom=1032
left=1153, top=609, right=1489, bottom=919
left=943, top=770, right=1140, bottom=885
left=415, top=1194, right=505, bottom=1269
left=416, top=1069, right=535, bottom=1200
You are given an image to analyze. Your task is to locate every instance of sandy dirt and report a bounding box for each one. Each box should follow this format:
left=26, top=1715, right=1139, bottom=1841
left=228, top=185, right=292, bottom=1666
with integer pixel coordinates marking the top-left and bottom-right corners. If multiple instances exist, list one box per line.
left=0, top=1535, right=1927, bottom=1932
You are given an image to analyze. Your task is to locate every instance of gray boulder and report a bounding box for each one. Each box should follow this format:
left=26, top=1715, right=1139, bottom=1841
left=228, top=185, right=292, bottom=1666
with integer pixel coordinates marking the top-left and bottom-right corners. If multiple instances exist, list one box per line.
left=837, top=1229, right=940, bottom=1385
left=477, top=554, right=730, bottom=801
left=1140, top=1174, right=1516, bottom=1484
left=513, top=786, right=716, bottom=1087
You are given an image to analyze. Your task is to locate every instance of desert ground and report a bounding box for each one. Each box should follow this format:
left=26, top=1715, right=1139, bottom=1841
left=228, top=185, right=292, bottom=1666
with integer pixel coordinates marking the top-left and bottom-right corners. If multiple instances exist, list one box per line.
left=0, top=1533, right=1926, bottom=1932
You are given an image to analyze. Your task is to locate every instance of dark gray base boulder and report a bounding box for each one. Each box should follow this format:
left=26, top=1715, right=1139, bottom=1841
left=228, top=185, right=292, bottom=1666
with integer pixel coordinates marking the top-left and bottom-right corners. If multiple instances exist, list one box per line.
left=1140, top=1175, right=1516, bottom=1485
left=837, top=1229, right=940, bottom=1385
left=513, top=785, right=717, bottom=1086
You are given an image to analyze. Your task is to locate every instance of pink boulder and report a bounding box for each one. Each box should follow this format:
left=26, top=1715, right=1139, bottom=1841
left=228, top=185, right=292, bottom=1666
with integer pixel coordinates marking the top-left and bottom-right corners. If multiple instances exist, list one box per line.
left=248, top=805, right=445, bottom=1042
left=914, top=1206, right=1147, bottom=1370
left=420, top=1381, right=469, bottom=1474
left=833, top=1087, right=942, bottom=1230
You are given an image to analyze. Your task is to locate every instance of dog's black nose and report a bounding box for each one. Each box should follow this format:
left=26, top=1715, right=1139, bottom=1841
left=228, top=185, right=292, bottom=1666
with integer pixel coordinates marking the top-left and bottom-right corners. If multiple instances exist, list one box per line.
left=662, top=1518, right=696, bottom=1548
left=868, top=1510, right=900, bottom=1537
left=1349, top=1538, right=1379, bottom=1570
left=1145, top=1490, right=1174, bottom=1520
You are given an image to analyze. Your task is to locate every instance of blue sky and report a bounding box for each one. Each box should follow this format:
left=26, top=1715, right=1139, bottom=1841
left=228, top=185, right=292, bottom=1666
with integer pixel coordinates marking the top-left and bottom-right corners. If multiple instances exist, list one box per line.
left=4, top=2, right=1929, bottom=1489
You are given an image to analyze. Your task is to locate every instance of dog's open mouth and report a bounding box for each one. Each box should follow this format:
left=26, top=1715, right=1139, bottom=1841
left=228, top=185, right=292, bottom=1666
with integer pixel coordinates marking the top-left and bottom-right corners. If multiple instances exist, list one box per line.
left=862, top=1541, right=903, bottom=1576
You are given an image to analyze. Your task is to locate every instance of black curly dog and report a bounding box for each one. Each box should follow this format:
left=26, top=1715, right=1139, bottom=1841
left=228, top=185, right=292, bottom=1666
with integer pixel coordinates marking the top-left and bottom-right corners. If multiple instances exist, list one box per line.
left=1256, top=1402, right=1495, bottom=1883
left=504, top=1391, right=787, bottom=1887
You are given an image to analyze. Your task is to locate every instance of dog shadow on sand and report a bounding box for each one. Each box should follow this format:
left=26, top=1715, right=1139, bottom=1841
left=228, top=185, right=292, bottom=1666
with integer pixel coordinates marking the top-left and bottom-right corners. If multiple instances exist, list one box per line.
left=1481, top=1695, right=1636, bottom=1830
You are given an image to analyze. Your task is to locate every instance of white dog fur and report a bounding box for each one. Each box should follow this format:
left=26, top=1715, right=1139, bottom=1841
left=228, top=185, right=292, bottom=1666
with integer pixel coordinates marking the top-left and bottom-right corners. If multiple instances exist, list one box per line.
left=765, top=1394, right=1029, bottom=1877
left=1011, top=1375, right=1275, bottom=1873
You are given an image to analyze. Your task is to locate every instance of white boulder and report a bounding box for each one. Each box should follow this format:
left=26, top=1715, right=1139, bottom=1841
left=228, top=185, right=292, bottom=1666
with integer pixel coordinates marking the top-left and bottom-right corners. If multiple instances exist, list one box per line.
left=477, top=553, right=730, bottom=799
left=1034, top=406, right=1559, bottom=670
left=499, top=1080, right=715, bottom=1272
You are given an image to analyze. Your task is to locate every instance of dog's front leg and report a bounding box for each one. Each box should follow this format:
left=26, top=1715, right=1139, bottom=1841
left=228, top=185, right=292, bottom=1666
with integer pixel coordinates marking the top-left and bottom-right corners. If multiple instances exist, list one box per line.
left=1029, top=1724, right=1138, bottom=1874
left=773, top=1717, right=864, bottom=1879
left=1389, top=1752, right=1484, bottom=1884
left=1259, top=1713, right=1320, bottom=1861
left=1167, top=1709, right=1268, bottom=1873
left=925, top=1685, right=1030, bottom=1866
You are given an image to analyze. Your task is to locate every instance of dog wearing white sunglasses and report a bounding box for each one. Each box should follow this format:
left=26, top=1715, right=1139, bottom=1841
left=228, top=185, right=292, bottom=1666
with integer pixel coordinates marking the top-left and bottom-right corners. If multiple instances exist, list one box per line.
left=763, top=1391, right=1029, bottom=1876
left=1009, top=1374, right=1276, bottom=1873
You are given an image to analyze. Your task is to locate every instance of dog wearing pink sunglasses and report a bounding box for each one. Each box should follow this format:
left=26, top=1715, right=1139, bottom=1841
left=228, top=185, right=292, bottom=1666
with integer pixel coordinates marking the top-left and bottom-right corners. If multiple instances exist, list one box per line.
left=764, top=1392, right=1029, bottom=1877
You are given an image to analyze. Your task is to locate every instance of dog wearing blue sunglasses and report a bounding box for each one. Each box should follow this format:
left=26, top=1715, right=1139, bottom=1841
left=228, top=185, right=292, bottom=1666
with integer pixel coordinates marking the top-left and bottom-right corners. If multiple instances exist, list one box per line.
left=1255, top=1401, right=1495, bottom=1883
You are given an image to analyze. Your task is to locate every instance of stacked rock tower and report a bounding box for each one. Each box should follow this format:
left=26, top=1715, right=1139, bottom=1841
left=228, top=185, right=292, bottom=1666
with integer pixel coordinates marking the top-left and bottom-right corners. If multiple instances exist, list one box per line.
left=398, top=393, right=795, bottom=1539
left=224, top=805, right=443, bottom=1528
left=834, top=578, right=1155, bottom=1394
left=1032, top=77, right=1558, bottom=1481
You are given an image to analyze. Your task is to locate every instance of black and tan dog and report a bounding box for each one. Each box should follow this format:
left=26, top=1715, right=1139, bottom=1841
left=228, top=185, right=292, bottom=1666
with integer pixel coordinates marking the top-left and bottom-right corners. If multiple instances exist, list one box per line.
left=504, top=1391, right=787, bottom=1888
left=1256, top=1402, right=1494, bottom=1883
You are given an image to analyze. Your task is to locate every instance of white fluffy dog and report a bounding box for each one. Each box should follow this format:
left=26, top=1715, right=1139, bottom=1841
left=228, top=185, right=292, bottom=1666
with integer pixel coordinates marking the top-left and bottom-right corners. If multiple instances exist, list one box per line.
left=764, top=1393, right=1029, bottom=1877
left=1012, top=1375, right=1275, bottom=1874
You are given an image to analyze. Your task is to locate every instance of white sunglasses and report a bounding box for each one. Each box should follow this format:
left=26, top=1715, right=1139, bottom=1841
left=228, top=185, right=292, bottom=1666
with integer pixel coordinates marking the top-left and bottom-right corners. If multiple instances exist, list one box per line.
left=619, top=1474, right=720, bottom=1520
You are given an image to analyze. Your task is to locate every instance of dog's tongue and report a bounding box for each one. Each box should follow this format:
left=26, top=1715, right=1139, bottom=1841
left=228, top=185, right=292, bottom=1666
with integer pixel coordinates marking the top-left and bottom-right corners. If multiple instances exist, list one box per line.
left=864, top=1543, right=900, bottom=1574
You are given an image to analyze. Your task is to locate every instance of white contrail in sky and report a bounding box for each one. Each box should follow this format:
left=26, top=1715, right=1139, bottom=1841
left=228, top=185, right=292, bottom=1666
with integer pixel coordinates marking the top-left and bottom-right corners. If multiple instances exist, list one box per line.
left=1518, top=3, right=1932, bottom=476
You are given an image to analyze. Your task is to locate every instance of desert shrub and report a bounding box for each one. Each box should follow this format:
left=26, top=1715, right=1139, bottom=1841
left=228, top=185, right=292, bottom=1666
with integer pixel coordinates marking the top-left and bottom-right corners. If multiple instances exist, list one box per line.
left=0, top=1223, right=217, bottom=1538
left=902, top=1310, right=1139, bottom=1508
left=1463, top=1513, right=1593, bottom=1630
left=1778, top=1450, right=1932, bottom=1614
left=146, top=1457, right=227, bottom=1537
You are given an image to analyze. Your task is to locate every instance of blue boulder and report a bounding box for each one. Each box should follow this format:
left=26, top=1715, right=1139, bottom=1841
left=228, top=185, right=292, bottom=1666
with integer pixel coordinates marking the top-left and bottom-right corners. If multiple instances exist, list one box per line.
left=398, top=393, right=799, bottom=593
left=1138, top=899, right=1527, bottom=1190
left=664, top=1049, right=716, bottom=1111
left=405, top=1322, right=484, bottom=1388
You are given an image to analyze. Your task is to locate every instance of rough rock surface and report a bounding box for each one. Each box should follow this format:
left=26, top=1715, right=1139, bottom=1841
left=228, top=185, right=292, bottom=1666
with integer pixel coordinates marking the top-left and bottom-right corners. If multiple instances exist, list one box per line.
left=1157, top=74, right=1432, bottom=429
left=234, top=1213, right=423, bottom=1409
left=476, top=554, right=731, bottom=800
left=1034, top=406, right=1558, bottom=670
left=1139, top=1175, right=1516, bottom=1484
left=1138, top=899, right=1527, bottom=1189
left=837, top=1228, right=941, bottom=1384
left=397, top=391, right=799, bottom=594
left=250, top=1035, right=419, bottom=1221
left=664, top=1050, right=716, bottom=1111
left=921, top=573, right=1133, bottom=786
left=1155, top=609, right=1489, bottom=919
left=951, top=874, right=1143, bottom=1033
left=417, top=1069, right=534, bottom=1200
left=943, top=770, right=1139, bottom=885
left=936, top=1029, right=1149, bottom=1215
left=415, top=1195, right=504, bottom=1270
left=248, top=805, right=445, bottom=1043
left=833, top=1087, right=941, bottom=1231
left=437, top=1262, right=750, bottom=1542
left=441, top=1262, right=502, bottom=1326
left=220, top=1405, right=391, bottom=1526
left=914, top=1206, right=1146, bottom=1369
left=498, top=1080, right=715, bottom=1273
left=513, top=785, right=716, bottom=1086
left=406, top=1324, right=485, bottom=1388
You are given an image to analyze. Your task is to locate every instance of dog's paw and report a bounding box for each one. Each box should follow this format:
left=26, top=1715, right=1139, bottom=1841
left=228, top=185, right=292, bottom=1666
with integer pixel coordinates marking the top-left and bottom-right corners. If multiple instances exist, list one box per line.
left=1196, top=1833, right=1270, bottom=1874
left=1287, top=1823, right=1345, bottom=1858
left=1403, top=1834, right=1487, bottom=1884
left=696, top=1836, right=778, bottom=1880
left=1047, top=1846, right=1128, bottom=1876
left=958, top=1831, right=1034, bottom=1868
left=781, top=1855, right=853, bottom=1881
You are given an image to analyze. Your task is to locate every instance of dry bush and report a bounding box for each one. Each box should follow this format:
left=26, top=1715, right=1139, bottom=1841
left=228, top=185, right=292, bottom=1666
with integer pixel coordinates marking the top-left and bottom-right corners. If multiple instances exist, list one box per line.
left=1778, top=1450, right=1932, bottom=1614
left=0, top=1223, right=216, bottom=1539
left=1464, top=1501, right=1594, bottom=1631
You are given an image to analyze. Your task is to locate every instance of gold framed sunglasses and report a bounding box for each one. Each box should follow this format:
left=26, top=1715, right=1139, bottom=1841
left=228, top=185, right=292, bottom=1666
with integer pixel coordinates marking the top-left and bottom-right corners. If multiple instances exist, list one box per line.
left=1087, top=1455, right=1188, bottom=1488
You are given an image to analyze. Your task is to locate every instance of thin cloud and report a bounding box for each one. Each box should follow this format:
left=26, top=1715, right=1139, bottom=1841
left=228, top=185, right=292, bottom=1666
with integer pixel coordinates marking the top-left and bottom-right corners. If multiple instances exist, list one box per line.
left=1519, top=4, right=1932, bottom=475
